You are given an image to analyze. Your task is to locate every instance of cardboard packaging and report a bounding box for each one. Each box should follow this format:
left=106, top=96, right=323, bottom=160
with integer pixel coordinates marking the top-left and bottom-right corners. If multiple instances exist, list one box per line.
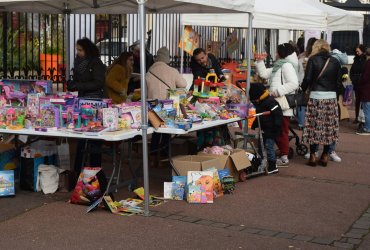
left=171, top=155, right=224, bottom=176
left=198, top=149, right=251, bottom=180
left=0, top=144, right=18, bottom=173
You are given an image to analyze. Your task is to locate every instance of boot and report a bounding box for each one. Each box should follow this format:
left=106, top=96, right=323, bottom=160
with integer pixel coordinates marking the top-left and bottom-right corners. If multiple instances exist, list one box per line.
left=318, top=153, right=328, bottom=167
left=307, top=153, right=317, bottom=167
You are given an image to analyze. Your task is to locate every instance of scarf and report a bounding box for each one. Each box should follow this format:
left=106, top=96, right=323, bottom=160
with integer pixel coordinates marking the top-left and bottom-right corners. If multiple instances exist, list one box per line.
left=271, top=59, right=290, bottom=80
left=74, top=56, right=90, bottom=75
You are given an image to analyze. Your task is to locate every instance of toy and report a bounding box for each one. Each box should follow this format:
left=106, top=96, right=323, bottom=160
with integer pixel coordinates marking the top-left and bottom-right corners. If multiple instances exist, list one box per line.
left=39, top=105, right=59, bottom=128
left=193, top=69, right=224, bottom=98
left=2, top=85, right=27, bottom=106
left=221, top=175, right=235, bottom=194
left=80, top=104, right=96, bottom=127
left=5, top=108, right=16, bottom=127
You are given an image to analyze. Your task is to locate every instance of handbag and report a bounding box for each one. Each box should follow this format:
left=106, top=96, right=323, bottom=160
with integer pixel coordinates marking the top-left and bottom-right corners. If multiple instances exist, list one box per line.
left=280, top=58, right=330, bottom=108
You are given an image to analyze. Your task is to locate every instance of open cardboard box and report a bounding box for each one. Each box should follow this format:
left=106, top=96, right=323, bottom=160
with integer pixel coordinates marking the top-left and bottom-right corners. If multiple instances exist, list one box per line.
left=198, top=149, right=251, bottom=180
left=172, top=155, right=224, bottom=176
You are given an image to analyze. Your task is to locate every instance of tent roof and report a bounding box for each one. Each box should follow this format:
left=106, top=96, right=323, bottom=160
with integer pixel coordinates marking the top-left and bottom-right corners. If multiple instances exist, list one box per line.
left=181, top=0, right=364, bottom=31
left=302, top=0, right=363, bottom=31
left=0, top=0, right=254, bottom=14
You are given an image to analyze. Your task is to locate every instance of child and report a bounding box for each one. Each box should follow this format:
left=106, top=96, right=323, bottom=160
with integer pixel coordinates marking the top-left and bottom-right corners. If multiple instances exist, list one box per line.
left=249, top=83, right=283, bottom=174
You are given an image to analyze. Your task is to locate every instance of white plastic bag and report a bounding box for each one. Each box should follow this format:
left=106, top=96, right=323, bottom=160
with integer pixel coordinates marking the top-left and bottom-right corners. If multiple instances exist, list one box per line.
left=37, top=164, right=59, bottom=194
left=57, top=139, right=71, bottom=171
left=358, top=103, right=365, bottom=123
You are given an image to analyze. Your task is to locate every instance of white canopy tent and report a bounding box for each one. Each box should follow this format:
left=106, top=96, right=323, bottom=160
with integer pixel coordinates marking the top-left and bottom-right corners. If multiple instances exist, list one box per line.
left=0, top=0, right=253, bottom=14
left=0, top=0, right=255, bottom=215
left=181, top=0, right=364, bottom=31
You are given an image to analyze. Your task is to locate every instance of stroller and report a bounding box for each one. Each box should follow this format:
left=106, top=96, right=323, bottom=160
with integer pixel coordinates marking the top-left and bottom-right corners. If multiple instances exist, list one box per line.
left=288, top=126, right=308, bottom=159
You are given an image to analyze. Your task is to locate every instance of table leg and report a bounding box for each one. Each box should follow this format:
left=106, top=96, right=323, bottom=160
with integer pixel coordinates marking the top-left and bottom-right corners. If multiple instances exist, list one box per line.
left=168, top=135, right=180, bottom=176
left=105, top=142, right=117, bottom=193
left=115, top=142, right=123, bottom=192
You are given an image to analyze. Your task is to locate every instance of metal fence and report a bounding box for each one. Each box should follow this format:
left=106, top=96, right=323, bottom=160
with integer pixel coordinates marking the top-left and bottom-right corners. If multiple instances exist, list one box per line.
left=0, top=12, right=277, bottom=91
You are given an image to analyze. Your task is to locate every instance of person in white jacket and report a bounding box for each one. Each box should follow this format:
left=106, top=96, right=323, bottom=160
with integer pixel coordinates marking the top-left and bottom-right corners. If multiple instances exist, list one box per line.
left=255, top=43, right=299, bottom=166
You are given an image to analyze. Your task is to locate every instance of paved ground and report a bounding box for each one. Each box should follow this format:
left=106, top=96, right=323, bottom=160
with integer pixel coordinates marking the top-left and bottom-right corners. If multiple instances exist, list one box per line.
left=1, top=110, right=370, bottom=250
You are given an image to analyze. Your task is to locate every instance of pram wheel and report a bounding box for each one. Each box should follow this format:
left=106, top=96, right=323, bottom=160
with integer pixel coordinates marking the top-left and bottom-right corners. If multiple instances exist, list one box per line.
left=296, top=144, right=308, bottom=156
left=288, top=147, right=294, bottom=159
left=239, top=171, right=247, bottom=182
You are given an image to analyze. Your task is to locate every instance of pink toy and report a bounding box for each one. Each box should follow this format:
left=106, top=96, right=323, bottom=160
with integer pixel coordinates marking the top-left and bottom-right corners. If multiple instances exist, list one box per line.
left=5, top=108, right=16, bottom=126
left=3, top=85, right=27, bottom=106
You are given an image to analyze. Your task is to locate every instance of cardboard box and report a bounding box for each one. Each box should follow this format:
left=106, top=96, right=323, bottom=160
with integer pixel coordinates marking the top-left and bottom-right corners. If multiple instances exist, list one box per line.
left=198, top=149, right=251, bottom=180
left=0, top=144, right=18, bottom=172
left=172, top=155, right=224, bottom=176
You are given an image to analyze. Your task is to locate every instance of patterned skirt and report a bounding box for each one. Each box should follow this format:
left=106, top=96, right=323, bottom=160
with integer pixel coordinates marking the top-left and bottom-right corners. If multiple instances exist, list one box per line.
left=303, top=98, right=339, bottom=145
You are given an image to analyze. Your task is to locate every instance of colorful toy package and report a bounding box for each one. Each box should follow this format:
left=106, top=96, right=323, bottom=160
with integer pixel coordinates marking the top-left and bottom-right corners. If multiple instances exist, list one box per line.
left=70, top=167, right=107, bottom=205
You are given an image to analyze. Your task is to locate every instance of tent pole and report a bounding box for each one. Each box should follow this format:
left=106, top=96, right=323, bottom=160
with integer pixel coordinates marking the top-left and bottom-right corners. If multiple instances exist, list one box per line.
left=244, top=13, right=253, bottom=149
left=64, top=4, right=71, bottom=82
left=138, top=0, right=150, bottom=216
left=246, top=13, right=253, bottom=101
left=180, top=16, right=184, bottom=74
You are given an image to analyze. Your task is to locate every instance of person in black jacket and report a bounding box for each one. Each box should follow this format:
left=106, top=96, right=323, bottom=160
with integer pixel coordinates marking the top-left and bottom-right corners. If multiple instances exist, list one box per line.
left=301, top=39, right=341, bottom=167
left=68, top=37, right=106, bottom=176
left=350, top=44, right=367, bottom=123
left=67, top=38, right=106, bottom=98
left=249, top=83, right=283, bottom=174
left=190, top=48, right=226, bottom=91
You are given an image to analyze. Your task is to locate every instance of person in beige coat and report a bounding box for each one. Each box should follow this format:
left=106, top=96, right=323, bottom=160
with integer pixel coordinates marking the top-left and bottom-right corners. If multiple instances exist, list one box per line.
left=146, top=47, right=187, bottom=100
left=146, top=47, right=187, bottom=166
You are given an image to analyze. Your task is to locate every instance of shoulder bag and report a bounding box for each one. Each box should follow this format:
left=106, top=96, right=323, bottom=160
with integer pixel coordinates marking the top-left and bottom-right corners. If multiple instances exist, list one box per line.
left=284, top=58, right=330, bottom=108
left=149, top=70, right=171, bottom=89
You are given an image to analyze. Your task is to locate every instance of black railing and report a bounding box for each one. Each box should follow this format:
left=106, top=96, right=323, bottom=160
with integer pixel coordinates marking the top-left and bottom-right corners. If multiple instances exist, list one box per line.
left=1, top=12, right=284, bottom=90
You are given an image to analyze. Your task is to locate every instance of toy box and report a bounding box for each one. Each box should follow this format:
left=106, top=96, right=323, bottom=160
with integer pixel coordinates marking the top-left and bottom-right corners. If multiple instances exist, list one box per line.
left=0, top=170, right=15, bottom=197
left=2, top=79, right=53, bottom=95
left=0, top=144, right=18, bottom=174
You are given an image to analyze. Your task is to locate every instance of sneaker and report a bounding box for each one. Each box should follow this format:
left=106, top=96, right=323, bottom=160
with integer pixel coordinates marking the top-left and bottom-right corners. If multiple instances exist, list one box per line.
left=329, top=151, right=342, bottom=162
left=276, top=158, right=289, bottom=167
left=356, top=129, right=370, bottom=136
left=267, top=166, right=279, bottom=174
left=304, top=152, right=318, bottom=159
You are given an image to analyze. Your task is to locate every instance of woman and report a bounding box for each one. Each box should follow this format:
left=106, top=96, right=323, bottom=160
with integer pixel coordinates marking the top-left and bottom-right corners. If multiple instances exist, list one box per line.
left=301, top=39, right=341, bottom=167
left=255, top=43, right=299, bottom=167
left=146, top=46, right=187, bottom=99
left=350, top=44, right=367, bottom=123
left=105, top=52, right=134, bottom=104
left=67, top=37, right=106, bottom=175
left=146, top=47, right=187, bottom=166
left=67, top=38, right=106, bottom=98
left=356, top=48, right=370, bottom=135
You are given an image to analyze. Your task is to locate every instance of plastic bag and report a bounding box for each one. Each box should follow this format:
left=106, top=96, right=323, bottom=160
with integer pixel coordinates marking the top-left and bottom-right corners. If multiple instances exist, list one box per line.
left=37, top=164, right=59, bottom=194
left=57, top=139, right=70, bottom=171
left=70, top=167, right=107, bottom=206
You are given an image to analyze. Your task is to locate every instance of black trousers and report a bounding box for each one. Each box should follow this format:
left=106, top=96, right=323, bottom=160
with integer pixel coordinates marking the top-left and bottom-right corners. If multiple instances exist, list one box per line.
left=74, top=139, right=103, bottom=175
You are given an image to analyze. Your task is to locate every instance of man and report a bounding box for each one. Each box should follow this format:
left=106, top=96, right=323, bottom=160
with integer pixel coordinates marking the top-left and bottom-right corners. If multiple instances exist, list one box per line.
left=189, top=48, right=229, bottom=150
left=190, top=48, right=226, bottom=91
left=127, top=41, right=155, bottom=95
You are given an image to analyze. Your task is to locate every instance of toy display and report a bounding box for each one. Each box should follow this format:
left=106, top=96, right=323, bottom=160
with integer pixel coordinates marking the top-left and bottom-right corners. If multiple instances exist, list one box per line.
left=0, top=78, right=244, bottom=133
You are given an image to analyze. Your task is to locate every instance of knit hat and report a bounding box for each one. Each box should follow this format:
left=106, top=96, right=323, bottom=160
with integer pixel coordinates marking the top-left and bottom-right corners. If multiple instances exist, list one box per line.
left=156, top=47, right=170, bottom=64
left=249, top=83, right=266, bottom=101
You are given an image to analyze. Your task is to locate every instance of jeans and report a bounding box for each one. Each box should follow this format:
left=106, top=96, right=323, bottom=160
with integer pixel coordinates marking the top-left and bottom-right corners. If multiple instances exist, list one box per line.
left=264, top=138, right=276, bottom=162
left=363, top=102, right=370, bottom=131
left=310, top=144, right=330, bottom=155
left=297, top=106, right=306, bottom=128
